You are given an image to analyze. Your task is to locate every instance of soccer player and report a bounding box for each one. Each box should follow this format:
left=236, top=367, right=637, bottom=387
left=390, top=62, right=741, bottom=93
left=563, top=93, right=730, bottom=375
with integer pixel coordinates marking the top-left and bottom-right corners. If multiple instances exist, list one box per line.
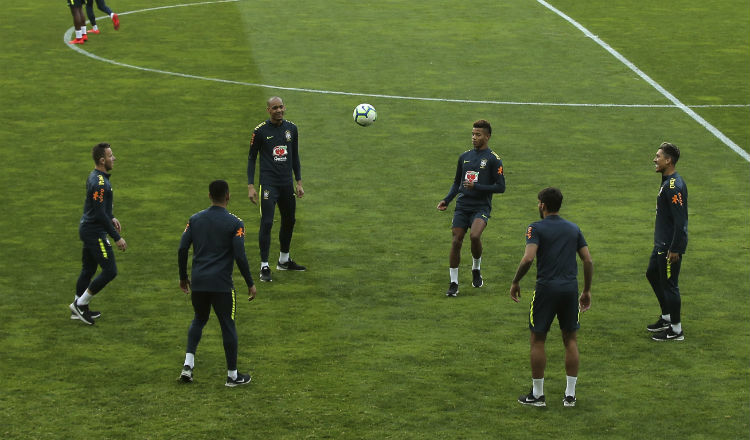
left=69, top=142, right=127, bottom=325
left=67, top=0, right=87, bottom=44
left=178, top=180, right=257, bottom=387
left=646, top=142, right=688, bottom=341
left=437, top=120, right=505, bottom=296
left=510, top=187, right=593, bottom=407
left=247, top=96, right=306, bottom=282
left=85, top=0, right=120, bottom=34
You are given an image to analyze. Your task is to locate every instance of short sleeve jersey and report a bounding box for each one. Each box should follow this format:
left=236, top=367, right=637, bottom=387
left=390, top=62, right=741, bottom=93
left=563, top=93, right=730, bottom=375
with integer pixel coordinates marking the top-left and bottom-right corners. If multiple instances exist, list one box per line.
left=247, top=119, right=301, bottom=187
left=525, top=215, right=587, bottom=293
left=178, top=206, right=254, bottom=293
left=654, top=172, right=688, bottom=253
left=79, top=169, right=120, bottom=241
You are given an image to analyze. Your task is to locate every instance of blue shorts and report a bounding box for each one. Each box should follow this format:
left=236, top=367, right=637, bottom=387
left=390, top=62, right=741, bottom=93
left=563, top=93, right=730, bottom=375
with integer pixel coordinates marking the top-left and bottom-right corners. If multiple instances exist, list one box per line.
left=451, top=205, right=490, bottom=230
left=528, top=289, right=580, bottom=333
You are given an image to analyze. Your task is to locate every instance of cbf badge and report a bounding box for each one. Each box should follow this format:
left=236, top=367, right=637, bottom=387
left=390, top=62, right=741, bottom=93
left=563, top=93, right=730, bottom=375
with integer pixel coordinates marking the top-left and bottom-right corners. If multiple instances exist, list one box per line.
left=285, top=130, right=292, bottom=142
left=464, top=171, right=479, bottom=183
left=480, top=158, right=487, bottom=169
left=263, top=189, right=270, bottom=200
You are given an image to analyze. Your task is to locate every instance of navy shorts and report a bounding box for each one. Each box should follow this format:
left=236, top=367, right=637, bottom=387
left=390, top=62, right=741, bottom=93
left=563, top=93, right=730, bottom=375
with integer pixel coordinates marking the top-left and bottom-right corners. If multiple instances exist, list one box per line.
left=451, top=205, right=490, bottom=230
left=528, top=289, right=580, bottom=333
left=67, top=0, right=84, bottom=7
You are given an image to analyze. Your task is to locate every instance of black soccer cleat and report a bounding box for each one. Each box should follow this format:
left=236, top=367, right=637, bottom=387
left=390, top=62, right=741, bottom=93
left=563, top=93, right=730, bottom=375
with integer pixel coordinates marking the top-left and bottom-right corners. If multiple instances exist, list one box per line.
left=446, top=282, right=459, bottom=297
left=518, top=390, right=546, bottom=407
left=259, top=266, right=272, bottom=282
left=472, top=269, right=483, bottom=288
left=563, top=395, right=576, bottom=407
left=276, top=259, right=306, bottom=271
left=226, top=372, right=252, bottom=387
left=178, top=365, right=193, bottom=383
left=646, top=317, right=671, bottom=332
left=69, top=301, right=95, bottom=325
left=652, top=327, right=684, bottom=341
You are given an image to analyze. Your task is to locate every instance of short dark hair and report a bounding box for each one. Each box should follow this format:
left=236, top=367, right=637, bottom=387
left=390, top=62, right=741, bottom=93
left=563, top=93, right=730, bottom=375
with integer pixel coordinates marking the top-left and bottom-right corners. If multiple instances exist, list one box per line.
left=209, top=180, right=229, bottom=203
left=538, top=187, right=563, bottom=212
left=473, top=119, right=492, bottom=136
left=92, top=142, right=110, bottom=164
left=659, top=142, right=680, bottom=165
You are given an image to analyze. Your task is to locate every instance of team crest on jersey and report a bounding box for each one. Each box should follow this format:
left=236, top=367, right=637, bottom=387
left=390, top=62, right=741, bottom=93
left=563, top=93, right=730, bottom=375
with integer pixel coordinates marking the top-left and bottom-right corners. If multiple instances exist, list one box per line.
left=285, top=130, right=292, bottom=142
left=480, top=158, right=487, bottom=169
left=263, top=189, right=270, bottom=200
left=273, top=145, right=288, bottom=162
left=98, top=175, right=105, bottom=186
left=464, top=171, right=479, bottom=183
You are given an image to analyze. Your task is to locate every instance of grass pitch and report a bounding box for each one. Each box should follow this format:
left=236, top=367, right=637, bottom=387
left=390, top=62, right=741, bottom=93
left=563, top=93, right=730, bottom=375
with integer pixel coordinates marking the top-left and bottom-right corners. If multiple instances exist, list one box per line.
left=0, top=0, right=748, bottom=438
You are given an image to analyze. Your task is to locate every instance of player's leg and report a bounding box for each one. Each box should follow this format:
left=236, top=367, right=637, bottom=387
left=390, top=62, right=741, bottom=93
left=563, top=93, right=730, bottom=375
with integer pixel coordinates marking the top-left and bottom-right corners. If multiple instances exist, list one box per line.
left=276, top=185, right=305, bottom=271
left=85, top=0, right=97, bottom=30
left=258, top=185, right=277, bottom=281
left=76, top=245, right=98, bottom=297
left=652, top=256, right=683, bottom=340
left=85, top=237, right=118, bottom=295
left=97, top=0, right=119, bottom=30
left=518, top=290, right=552, bottom=406
left=70, top=235, right=114, bottom=324
left=95, top=0, right=113, bottom=15
left=446, top=221, right=467, bottom=296
left=517, top=330, right=547, bottom=406
left=559, top=290, right=581, bottom=406
left=180, top=291, right=212, bottom=382
left=468, top=214, right=488, bottom=288
left=68, top=1, right=86, bottom=43
left=645, top=248, right=670, bottom=332
left=213, top=290, right=250, bottom=386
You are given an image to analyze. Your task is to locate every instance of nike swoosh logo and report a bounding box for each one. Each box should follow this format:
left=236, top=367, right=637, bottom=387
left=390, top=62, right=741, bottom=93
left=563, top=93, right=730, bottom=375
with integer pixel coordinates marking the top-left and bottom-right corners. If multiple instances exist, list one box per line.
left=657, top=252, right=665, bottom=255
left=463, top=160, right=470, bottom=163
left=266, top=136, right=274, bottom=139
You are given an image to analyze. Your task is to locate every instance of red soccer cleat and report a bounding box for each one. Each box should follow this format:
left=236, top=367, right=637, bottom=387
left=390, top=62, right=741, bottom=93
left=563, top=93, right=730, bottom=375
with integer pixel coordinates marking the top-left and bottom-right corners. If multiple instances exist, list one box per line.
left=82, top=33, right=88, bottom=41
left=112, top=13, right=119, bottom=30
left=69, top=38, right=85, bottom=45
left=89, top=29, right=101, bottom=34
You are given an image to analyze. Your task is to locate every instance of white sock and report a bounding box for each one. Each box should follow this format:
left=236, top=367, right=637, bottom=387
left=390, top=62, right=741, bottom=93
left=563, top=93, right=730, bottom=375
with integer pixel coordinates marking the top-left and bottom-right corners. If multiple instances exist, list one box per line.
left=261, top=262, right=269, bottom=270
left=671, top=322, right=682, bottom=333
left=92, top=25, right=99, bottom=31
left=472, top=257, right=481, bottom=270
left=78, top=290, right=93, bottom=305
left=82, top=27, right=87, bottom=35
left=184, top=353, right=194, bottom=368
left=565, top=375, right=577, bottom=397
left=75, top=29, right=82, bottom=39
left=661, top=314, right=671, bottom=322
left=532, top=378, right=544, bottom=398
left=449, top=267, right=458, bottom=284
left=279, top=252, right=289, bottom=264
left=110, top=13, right=115, bottom=18
left=228, top=369, right=237, bottom=380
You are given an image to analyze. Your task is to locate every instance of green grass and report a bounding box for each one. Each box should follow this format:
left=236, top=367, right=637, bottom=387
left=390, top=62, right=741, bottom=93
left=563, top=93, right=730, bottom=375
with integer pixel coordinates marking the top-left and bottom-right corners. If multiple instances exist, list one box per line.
left=1, top=0, right=748, bottom=438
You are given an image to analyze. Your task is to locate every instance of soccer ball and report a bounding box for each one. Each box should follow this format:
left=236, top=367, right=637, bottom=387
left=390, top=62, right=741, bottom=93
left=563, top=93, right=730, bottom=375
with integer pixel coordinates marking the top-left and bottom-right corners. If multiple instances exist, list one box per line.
left=353, top=103, right=377, bottom=126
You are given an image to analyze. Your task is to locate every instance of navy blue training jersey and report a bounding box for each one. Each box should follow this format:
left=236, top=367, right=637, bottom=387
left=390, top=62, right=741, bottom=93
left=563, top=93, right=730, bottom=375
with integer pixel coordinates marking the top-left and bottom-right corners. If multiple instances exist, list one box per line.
left=654, top=172, right=688, bottom=253
left=80, top=169, right=120, bottom=241
left=443, top=148, right=505, bottom=210
left=178, top=206, right=254, bottom=293
left=525, top=215, right=587, bottom=293
left=247, top=119, right=301, bottom=187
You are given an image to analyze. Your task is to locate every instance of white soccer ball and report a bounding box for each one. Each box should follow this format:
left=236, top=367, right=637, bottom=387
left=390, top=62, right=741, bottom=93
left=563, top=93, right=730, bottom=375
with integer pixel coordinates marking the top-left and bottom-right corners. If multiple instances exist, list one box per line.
left=353, top=103, right=377, bottom=126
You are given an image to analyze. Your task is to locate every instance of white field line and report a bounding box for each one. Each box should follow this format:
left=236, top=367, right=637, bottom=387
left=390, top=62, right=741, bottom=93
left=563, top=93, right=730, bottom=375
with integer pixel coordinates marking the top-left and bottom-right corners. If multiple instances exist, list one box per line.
left=65, top=0, right=750, bottom=161
left=536, top=0, right=750, bottom=162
